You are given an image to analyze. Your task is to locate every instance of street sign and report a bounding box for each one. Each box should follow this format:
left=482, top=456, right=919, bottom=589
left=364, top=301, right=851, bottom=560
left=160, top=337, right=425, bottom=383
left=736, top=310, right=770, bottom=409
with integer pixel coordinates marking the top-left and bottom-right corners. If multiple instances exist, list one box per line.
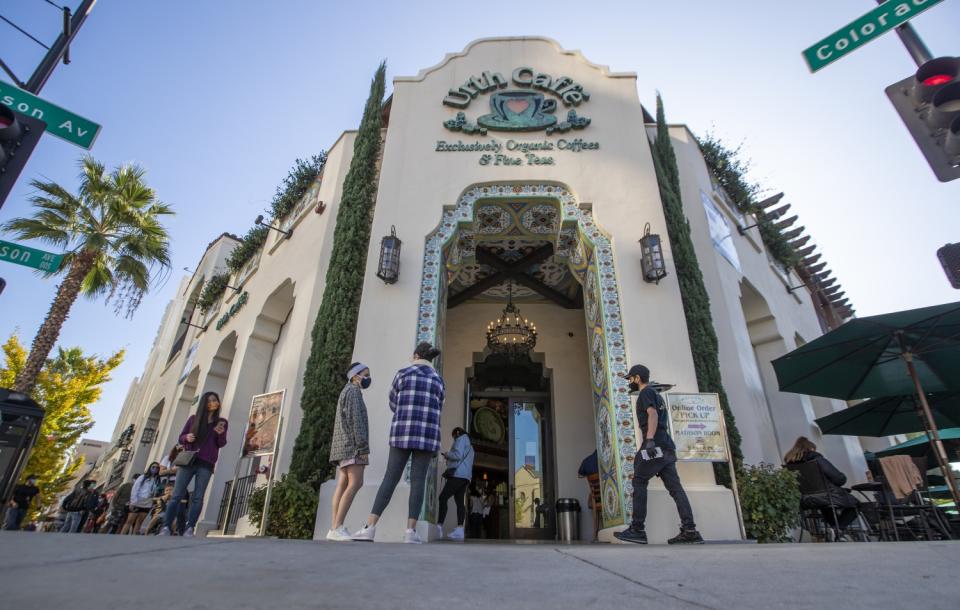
left=0, top=80, right=100, bottom=149
left=0, top=239, right=64, bottom=272
left=802, top=0, right=945, bottom=73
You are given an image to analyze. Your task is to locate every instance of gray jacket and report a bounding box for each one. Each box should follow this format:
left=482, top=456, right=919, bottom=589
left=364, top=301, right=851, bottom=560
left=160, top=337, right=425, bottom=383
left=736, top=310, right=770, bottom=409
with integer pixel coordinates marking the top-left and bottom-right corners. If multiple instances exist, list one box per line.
left=444, top=433, right=474, bottom=481
left=329, top=383, right=369, bottom=464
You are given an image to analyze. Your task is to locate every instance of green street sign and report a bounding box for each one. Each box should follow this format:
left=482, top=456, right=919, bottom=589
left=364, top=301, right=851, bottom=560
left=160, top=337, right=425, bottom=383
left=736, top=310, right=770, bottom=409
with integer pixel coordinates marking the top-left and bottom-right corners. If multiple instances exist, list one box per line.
left=803, top=0, right=944, bottom=73
left=0, top=239, right=64, bottom=272
left=0, top=80, right=101, bottom=149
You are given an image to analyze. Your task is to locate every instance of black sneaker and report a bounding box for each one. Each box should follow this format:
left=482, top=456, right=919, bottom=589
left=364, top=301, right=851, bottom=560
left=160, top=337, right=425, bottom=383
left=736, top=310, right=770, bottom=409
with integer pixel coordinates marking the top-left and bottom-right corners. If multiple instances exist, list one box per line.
left=613, top=526, right=648, bottom=544
left=667, top=529, right=704, bottom=545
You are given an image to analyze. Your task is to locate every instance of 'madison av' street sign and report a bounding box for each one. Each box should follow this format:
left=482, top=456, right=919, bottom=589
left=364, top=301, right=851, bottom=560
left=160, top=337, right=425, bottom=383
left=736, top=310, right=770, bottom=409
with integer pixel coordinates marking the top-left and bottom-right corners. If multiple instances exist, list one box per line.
left=802, top=0, right=944, bottom=73
left=0, top=239, right=64, bottom=272
left=0, top=80, right=101, bottom=149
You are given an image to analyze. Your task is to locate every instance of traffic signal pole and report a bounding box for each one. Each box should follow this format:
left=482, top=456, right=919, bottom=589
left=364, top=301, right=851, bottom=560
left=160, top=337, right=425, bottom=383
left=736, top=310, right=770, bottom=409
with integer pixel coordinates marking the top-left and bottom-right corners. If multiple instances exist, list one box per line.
left=875, top=0, right=934, bottom=67
left=24, top=0, right=97, bottom=95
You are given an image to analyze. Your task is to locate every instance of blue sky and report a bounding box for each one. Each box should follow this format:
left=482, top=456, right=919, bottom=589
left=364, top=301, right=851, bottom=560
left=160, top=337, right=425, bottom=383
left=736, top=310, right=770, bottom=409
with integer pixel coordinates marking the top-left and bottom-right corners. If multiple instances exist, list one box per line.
left=1, top=1, right=958, bottom=442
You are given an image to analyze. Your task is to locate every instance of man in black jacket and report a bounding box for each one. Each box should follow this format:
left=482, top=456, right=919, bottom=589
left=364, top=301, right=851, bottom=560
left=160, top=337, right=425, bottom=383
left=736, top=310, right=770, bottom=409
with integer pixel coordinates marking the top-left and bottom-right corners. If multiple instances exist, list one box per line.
left=614, top=364, right=704, bottom=545
left=59, top=480, right=95, bottom=533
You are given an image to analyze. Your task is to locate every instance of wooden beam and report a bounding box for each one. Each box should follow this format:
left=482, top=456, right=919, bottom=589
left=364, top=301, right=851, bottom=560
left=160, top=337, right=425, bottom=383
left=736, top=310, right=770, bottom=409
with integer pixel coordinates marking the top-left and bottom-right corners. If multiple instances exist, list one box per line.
left=448, top=243, right=556, bottom=308
left=476, top=246, right=578, bottom=309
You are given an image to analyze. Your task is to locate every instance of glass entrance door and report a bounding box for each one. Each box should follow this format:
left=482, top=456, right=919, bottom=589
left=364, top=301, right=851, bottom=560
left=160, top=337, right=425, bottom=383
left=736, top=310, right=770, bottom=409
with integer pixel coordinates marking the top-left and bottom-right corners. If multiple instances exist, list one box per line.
left=509, top=398, right=554, bottom=540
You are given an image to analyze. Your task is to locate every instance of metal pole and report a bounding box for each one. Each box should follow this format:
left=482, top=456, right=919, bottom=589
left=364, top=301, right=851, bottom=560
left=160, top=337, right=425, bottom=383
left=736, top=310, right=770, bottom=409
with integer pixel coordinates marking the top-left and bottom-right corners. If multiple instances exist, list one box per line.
left=24, top=0, right=97, bottom=94
left=220, top=454, right=244, bottom=536
left=720, top=411, right=747, bottom=540
left=897, top=334, right=960, bottom=510
left=875, top=0, right=934, bottom=67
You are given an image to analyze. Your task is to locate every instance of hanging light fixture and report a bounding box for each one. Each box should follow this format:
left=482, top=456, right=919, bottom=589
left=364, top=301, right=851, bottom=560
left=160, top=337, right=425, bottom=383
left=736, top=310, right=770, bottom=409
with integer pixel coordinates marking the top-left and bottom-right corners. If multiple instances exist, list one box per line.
left=486, top=282, right=537, bottom=356
left=376, top=225, right=402, bottom=284
left=639, top=222, right=668, bottom=284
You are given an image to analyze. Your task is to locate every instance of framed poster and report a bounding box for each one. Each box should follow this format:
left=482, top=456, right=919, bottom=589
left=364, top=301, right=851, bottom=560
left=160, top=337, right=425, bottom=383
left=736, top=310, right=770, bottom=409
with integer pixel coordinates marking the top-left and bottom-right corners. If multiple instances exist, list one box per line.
left=242, top=389, right=285, bottom=458
left=665, top=392, right=728, bottom=462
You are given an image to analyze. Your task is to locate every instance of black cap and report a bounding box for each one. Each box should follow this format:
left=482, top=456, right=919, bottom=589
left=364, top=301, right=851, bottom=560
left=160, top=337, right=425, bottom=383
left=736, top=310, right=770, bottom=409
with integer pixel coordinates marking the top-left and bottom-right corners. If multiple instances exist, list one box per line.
left=626, top=364, right=650, bottom=383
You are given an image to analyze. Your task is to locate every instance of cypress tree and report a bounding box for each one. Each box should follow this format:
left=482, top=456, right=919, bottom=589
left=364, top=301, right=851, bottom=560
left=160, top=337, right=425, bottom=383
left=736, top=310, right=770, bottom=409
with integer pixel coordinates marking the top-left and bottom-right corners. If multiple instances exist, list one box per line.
left=289, top=62, right=386, bottom=488
left=648, top=94, right=744, bottom=478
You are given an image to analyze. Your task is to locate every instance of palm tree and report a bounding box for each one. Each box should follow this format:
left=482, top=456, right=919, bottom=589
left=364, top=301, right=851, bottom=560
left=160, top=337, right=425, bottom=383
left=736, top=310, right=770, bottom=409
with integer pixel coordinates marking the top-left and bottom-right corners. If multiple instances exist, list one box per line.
left=2, top=156, right=173, bottom=395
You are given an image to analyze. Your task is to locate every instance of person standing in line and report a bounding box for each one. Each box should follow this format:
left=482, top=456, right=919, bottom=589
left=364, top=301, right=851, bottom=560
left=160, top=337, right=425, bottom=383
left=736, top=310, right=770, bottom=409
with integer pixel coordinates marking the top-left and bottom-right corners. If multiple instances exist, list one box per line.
left=101, top=478, right=134, bottom=533
left=4, top=474, right=40, bottom=531
left=326, top=362, right=372, bottom=542
left=614, top=364, right=704, bottom=545
left=353, top=342, right=445, bottom=544
left=467, top=486, right=485, bottom=539
left=159, top=444, right=188, bottom=534
left=158, top=391, right=229, bottom=538
left=60, top=480, right=95, bottom=533
left=437, top=427, right=474, bottom=541
left=121, top=462, right=161, bottom=535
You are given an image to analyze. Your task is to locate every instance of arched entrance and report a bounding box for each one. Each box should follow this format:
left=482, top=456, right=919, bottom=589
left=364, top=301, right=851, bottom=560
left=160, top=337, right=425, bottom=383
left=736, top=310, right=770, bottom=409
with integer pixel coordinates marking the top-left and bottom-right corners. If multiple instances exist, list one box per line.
left=416, top=183, right=637, bottom=530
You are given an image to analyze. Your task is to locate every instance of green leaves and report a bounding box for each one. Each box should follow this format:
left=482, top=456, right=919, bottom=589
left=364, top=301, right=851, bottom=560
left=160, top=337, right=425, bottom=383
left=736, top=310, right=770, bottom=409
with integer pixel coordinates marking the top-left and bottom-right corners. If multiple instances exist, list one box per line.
left=197, top=272, right=231, bottom=315
left=225, top=225, right=269, bottom=273
left=738, top=463, right=801, bottom=543
left=269, top=154, right=327, bottom=221
left=246, top=475, right=319, bottom=539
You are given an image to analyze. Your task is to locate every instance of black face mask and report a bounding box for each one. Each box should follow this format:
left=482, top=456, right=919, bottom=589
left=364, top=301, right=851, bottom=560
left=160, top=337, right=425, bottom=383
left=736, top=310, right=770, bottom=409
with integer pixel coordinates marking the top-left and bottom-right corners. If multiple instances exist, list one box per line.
left=629, top=382, right=640, bottom=392
left=361, top=377, right=372, bottom=389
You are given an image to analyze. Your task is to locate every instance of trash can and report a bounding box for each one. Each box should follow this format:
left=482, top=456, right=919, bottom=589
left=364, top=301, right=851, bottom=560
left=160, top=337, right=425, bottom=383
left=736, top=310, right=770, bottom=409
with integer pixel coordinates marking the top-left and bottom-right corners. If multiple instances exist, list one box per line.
left=556, top=498, right=581, bottom=542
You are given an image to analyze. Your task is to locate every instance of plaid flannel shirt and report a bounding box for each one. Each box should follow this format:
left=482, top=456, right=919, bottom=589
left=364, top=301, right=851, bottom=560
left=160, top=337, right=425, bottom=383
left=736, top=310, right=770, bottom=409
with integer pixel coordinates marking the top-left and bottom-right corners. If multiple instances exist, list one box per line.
left=389, top=360, right=445, bottom=452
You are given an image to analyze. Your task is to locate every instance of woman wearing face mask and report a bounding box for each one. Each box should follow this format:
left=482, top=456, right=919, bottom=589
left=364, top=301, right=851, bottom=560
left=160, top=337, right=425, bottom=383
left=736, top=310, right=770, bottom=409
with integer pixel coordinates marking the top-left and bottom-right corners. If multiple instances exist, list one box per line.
left=158, top=391, right=229, bottom=537
left=121, top=462, right=161, bottom=535
left=353, top=342, right=445, bottom=544
left=326, top=362, right=372, bottom=541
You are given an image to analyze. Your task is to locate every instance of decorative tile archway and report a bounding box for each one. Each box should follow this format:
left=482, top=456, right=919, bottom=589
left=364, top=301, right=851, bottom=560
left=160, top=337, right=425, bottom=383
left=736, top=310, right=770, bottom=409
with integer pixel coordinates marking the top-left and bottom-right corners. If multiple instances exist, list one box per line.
left=416, top=183, right=637, bottom=527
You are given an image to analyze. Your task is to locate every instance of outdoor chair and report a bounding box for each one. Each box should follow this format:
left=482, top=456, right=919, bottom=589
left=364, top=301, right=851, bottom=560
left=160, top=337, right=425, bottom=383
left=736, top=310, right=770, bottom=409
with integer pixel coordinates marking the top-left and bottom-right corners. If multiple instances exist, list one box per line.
left=786, top=460, right=866, bottom=542
left=586, top=472, right=602, bottom=542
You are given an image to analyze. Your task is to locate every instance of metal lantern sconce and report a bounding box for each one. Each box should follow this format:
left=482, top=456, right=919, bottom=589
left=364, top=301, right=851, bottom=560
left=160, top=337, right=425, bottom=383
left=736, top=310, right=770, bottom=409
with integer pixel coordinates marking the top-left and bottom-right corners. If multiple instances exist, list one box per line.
left=639, top=223, right=668, bottom=284
left=376, top=225, right=402, bottom=284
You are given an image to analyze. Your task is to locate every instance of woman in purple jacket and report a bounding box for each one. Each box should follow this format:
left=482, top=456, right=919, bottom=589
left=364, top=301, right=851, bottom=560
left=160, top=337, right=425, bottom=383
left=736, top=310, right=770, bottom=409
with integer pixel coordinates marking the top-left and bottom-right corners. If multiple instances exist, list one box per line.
left=158, top=392, right=228, bottom=537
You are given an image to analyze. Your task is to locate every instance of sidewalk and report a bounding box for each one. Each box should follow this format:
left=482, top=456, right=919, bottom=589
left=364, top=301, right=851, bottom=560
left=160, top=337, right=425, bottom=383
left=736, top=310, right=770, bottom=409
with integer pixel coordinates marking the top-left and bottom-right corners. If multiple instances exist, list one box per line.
left=0, top=533, right=955, bottom=609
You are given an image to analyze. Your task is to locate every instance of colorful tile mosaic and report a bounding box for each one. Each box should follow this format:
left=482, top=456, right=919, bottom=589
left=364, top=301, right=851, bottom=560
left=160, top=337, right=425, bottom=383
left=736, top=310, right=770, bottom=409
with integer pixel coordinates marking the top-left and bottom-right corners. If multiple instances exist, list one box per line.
left=416, top=183, right=637, bottom=527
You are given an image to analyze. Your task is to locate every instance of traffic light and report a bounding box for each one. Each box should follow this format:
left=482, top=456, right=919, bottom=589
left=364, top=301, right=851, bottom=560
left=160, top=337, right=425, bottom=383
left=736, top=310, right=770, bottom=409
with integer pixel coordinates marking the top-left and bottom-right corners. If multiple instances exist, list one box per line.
left=0, top=105, right=46, bottom=210
left=937, top=242, right=960, bottom=289
left=885, top=57, right=960, bottom=182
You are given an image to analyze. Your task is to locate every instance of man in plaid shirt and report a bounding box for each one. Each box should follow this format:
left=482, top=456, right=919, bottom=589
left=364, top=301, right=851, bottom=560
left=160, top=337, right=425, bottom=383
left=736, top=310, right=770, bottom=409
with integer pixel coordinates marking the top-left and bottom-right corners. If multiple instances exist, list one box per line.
left=353, top=342, right=446, bottom=544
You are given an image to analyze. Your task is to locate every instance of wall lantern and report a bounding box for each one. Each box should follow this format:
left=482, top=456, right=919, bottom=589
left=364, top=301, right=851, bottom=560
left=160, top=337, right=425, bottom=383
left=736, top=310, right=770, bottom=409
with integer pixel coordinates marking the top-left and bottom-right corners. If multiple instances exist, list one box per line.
left=376, top=225, right=402, bottom=284
left=639, top=223, right=668, bottom=284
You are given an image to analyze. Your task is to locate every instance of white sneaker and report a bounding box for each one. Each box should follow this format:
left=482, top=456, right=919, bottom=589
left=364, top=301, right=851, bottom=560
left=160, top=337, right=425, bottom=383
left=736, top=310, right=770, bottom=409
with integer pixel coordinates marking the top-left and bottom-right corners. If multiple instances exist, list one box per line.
left=325, top=529, right=338, bottom=541
left=351, top=524, right=376, bottom=542
left=435, top=524, right=445, bottom=540
left=157, top=527, right=171, bottom=537
left=330, top=526, right=352, bottom=541
left=403, top=528, right=423, bottom=544
left=448, top=526, right=465, bottom=541
left=183, top=527, right=195, bottom=538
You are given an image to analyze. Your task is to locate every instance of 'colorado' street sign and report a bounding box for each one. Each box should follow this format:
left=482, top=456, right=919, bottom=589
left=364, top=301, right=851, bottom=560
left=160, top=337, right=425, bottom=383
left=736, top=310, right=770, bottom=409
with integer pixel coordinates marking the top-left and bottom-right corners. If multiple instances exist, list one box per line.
left=0, top=80, right=101, bottom=149
left=803, top=0, right=944, bottom=73
left=0, top=239, right=64, bottom=272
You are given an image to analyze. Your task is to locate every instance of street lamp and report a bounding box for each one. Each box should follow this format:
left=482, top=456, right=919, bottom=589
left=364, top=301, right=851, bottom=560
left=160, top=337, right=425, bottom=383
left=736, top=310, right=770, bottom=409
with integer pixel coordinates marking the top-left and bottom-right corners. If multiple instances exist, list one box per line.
left=639, top=223, right=668, bottom=284
left=376, top=225, right=402, bottom=284
left=255, top=215, right=293, bottom=239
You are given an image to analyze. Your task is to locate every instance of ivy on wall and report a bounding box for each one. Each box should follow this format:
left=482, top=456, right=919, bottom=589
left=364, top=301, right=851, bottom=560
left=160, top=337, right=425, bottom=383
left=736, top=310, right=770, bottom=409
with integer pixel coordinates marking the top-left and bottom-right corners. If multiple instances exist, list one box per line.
left=696, top=133, right=799, bottom=269
left=196, top=272, right=230, bottom=314
left=649, top=95, right=744, bottom=480
left=225, top=225, right=269, bottom=274
left=288, top=62, right=387, bottom=490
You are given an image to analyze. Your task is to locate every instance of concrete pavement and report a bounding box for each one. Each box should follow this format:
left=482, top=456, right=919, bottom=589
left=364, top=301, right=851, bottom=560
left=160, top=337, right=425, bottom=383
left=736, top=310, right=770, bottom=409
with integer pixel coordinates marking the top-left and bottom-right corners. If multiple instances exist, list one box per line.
left=0, top=533, right=956, bottom=609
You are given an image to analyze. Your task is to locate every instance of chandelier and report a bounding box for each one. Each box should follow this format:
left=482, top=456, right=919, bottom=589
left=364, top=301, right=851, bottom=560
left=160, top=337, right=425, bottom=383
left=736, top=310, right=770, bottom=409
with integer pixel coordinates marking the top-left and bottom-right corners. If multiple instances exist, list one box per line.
left=486, top=282, right=537, bottom=356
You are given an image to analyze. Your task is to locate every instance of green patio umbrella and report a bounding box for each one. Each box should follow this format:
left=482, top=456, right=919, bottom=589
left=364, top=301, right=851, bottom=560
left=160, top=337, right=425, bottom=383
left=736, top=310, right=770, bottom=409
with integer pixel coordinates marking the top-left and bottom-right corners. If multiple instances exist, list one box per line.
left=814, top=393, right=960, bottom=436
left=773, top=301, right=960, bottom=508
left=874, top=428, right=960, bottom=460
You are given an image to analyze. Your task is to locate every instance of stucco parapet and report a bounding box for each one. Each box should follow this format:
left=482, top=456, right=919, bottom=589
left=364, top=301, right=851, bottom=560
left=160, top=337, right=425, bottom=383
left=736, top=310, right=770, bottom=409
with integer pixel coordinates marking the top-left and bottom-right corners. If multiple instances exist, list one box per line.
left=394, top=37, right=637, bottom=83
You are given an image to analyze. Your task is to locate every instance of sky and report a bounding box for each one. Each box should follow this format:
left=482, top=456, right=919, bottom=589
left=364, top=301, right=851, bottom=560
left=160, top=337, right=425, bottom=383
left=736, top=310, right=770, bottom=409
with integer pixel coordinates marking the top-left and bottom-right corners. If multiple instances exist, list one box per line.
left=1, top=0, right=958, bottom=443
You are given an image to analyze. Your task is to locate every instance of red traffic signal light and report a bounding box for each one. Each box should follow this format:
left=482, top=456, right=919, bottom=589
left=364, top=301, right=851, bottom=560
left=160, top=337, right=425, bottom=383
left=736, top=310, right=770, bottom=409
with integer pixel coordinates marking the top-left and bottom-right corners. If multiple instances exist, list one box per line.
left=886, top=56, right=960, bottom=182
left=0, top=105, right=46, bottom=210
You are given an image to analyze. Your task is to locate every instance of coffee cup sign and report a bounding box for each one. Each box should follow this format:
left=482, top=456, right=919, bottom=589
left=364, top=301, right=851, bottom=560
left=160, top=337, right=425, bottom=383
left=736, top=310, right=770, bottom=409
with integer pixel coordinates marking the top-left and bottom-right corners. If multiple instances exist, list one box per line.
left=441, top=67, right=591, bottom=136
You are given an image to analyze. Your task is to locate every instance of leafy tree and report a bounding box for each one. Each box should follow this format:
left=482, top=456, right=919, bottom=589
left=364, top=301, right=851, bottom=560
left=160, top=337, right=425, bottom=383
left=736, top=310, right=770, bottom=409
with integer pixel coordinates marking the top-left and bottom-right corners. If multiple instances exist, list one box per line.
left=0, top=335, right=123, bottom=523
left=289, top=62, right=386, bottom=489
left=2, top=157, right=172, bottom=394
left=649, top=95, right=744, bottom=479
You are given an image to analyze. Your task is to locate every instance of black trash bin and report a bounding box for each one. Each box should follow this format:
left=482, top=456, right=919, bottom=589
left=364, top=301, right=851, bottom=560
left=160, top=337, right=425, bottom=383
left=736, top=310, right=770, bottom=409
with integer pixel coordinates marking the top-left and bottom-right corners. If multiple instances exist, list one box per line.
left=556, top=498, right=581, bottom=542
left=0, top=389, right=44, bottom=506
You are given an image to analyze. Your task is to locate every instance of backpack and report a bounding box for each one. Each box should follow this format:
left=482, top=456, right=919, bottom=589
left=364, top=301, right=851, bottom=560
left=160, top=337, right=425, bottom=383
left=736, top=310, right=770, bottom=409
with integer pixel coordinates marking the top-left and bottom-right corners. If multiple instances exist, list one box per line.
left=63, top=490, right=86, bottom=512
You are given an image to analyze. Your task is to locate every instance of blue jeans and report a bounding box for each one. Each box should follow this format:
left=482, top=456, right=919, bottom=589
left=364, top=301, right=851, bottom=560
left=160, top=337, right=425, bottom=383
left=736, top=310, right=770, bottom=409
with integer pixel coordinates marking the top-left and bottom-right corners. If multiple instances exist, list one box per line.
left=60, top=511, right=82, bottom=533
left=4, top=506, right=26, bottom=530
left=163, top=462, right=213, bottom=531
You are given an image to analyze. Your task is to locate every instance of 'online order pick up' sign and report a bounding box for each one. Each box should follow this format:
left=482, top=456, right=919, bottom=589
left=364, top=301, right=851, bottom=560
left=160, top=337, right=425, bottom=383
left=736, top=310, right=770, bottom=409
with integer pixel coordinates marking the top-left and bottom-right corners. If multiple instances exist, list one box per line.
left=666, top=393, right=729, bottom=462
left=802, top=0, right=944, bottom=73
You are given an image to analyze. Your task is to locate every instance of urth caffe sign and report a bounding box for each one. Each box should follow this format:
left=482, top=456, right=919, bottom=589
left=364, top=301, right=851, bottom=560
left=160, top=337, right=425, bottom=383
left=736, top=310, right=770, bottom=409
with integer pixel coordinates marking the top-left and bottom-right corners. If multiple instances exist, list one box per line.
left=437, top=67, right=599, bottom=166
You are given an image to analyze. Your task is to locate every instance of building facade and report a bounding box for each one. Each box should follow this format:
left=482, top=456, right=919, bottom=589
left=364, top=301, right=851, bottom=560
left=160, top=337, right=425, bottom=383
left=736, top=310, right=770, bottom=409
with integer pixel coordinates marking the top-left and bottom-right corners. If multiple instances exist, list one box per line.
left=103, top=38, right=871, bottom=542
